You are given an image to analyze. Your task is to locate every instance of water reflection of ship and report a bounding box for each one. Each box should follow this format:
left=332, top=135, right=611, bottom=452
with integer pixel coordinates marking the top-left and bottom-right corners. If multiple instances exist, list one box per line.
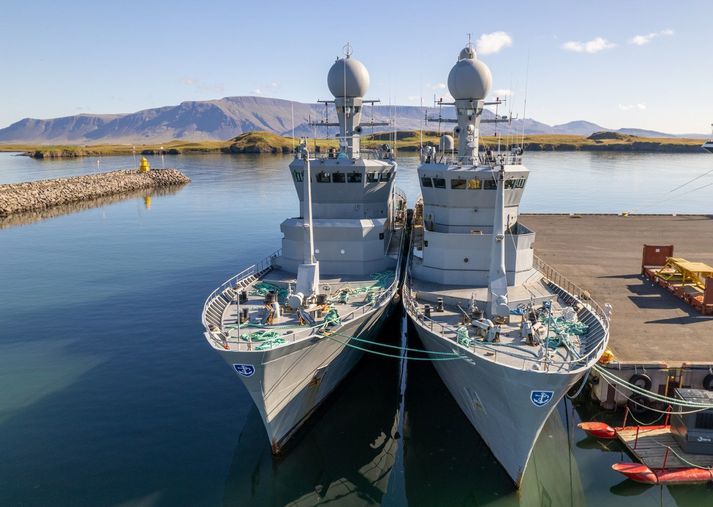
left=403, top=354, right=585, bottom=507
left=223, top=318, right=403, bottom=507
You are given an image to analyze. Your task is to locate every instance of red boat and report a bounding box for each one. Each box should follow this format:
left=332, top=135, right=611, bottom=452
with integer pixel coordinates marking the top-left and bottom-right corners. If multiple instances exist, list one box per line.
left=611, top=462, right=713, bottom=485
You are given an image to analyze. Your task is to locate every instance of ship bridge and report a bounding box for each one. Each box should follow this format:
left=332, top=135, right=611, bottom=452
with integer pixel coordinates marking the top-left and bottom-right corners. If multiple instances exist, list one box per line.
left=277, top=48, right=402, bottom=276
left=412, top=44, right=536, bottom=287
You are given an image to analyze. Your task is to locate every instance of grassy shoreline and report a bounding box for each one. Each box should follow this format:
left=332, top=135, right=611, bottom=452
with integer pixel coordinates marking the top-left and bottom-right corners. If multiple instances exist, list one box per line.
left=0, top=131, right=706, bottom=158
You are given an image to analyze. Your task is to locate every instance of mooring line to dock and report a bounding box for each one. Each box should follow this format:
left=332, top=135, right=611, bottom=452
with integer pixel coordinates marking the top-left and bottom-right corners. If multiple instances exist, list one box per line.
left=595, top=365, right=713, bottom=411
left=655, top=443, right=713, bottom=470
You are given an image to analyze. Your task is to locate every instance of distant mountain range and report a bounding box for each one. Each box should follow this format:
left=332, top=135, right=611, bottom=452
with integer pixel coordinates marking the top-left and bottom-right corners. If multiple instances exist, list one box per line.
left=0, top=96, right=702, bottom=144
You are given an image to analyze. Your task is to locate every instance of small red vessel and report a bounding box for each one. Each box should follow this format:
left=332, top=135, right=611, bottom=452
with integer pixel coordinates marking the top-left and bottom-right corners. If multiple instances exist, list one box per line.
left=611, top=462, right=713, bottom=485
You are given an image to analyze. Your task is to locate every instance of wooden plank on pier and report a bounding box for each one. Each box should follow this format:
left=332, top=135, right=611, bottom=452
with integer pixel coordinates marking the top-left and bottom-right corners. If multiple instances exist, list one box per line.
left=617, top=426, right=713, bottom=469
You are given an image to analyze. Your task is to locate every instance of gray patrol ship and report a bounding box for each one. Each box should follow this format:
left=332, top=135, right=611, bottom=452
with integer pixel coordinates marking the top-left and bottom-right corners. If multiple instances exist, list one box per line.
left=403, top=41, right=610, bottom=486
left=202, top=47, right=406, bottom=453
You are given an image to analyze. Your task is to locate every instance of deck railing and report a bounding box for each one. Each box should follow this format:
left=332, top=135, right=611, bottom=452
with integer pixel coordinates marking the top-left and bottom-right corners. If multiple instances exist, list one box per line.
left=533, top=255, right=611, bottom=332
left=201, top=249, right=282, bottom=333
left=203, top=241, right=404, bottom=351
left=403, top=259, right=610, bottom=371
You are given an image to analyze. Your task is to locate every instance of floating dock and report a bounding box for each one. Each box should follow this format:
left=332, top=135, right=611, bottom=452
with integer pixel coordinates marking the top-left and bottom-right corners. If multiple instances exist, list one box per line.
left=580, top=420, right=713, bottom=484
left=520, top=214, right=713, bottom=408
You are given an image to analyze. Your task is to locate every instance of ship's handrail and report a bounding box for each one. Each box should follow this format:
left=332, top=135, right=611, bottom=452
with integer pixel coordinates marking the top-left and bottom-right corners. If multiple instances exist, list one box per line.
left=532, top=255, right=611, bottom=332
left=204, top=236, right=404, bottom=351
left=221, top=271, right=399, bottom=351
left=201, top=249, right=282, bottom=333
left=403, top=262, right=610, bottom=371
left=425, top=151, right=523, bottom=167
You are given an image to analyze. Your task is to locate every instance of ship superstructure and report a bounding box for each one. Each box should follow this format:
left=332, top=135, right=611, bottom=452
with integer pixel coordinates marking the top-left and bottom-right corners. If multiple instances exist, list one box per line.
left=702, top=124, right=713, bottom=153
left=202, top=47, right=406, bottom=452
left=403, top=41, right=610, bottom=485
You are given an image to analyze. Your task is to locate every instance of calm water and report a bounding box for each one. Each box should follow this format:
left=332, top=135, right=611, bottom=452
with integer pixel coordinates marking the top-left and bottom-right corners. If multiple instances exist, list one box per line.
left=1, top=151, right=711, bottom=507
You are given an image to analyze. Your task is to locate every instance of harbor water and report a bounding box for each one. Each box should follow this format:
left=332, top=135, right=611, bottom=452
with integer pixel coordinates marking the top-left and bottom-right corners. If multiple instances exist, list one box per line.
left=1, top=151, right=711, bottom=506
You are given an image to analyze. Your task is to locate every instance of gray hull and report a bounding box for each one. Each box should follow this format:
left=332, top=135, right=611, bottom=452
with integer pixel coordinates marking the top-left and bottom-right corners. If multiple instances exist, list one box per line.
left=411, top=319, right=583, bottom=485
left=217, top=298, right=394, bottom=451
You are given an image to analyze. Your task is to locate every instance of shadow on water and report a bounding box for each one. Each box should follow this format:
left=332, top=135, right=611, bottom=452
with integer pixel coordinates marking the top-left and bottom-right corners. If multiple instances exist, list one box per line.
left=223, top=314, right=405, bottom=506
left=400, top=320, right=587, bottom=507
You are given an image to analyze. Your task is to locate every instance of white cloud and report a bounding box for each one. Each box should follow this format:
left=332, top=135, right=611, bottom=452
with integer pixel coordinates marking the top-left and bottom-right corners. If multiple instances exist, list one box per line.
left=180, top=77, right=225, bottom=94
left=476, top=31, right=513, bottom=55
left=252, top=88, right=263, bottom=95
left=429, top=82, right=447, bottom=90
left=492, top=89, right=513, bottom=98
left=629, top=29, right=674, bottom=46
left=435, top=92, right=454, bottom=103
left=618, top=103, right=647, bottom=111
left=562, top=37, right=616, bottom=54
left=407, top=96, right=421, bottom=102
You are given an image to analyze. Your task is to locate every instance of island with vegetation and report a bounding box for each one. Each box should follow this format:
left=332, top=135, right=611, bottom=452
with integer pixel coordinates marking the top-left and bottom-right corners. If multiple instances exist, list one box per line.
left=0, top=130, right=706, bottom=159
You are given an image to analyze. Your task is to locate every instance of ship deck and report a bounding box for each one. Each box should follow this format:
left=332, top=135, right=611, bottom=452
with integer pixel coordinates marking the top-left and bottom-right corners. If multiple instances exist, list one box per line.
left=407, top=273, right=599, bottom=373
left=204, top=267, right=396, bottom=352
left=519, top=214, right=713, bottom=366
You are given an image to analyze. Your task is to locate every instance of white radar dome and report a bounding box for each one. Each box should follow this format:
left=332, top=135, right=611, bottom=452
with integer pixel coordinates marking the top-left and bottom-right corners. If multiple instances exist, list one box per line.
left=447, top=47, right=492, bottom=100
left=439, top=134, right=454, bottom=152
left=327, top=56, right=370, bottom=98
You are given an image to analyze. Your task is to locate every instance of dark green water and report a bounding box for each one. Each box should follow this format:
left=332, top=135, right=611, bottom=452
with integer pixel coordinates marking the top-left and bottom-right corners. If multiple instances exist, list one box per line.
left=1, top=152, right=711, bottom=506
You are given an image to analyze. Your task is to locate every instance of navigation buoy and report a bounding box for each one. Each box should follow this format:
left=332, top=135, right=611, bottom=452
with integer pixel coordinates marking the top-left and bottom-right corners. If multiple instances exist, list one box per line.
left=139, top=157, right=150, bottom=172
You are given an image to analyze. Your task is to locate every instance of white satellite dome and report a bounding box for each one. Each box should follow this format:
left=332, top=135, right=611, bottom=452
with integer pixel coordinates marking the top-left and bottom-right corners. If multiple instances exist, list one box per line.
left=447, top=47, right=492, bottom=100
left=327, top=56, right=370, bottom=98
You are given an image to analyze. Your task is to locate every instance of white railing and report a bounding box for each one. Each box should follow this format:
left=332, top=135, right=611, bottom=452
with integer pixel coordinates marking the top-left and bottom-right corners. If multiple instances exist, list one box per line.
left=201, top=249, right=282, bottom=333
left=533, top=255, right=611, bottom=333
left=402, top=263, right=610, bottom=371
left=205, top=257, right=403, bottom=352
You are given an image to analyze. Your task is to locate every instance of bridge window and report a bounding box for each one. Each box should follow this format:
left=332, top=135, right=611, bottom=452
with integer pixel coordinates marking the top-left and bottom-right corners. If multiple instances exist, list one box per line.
left=505, top=178, right=526, bottom=189
left=421, top=176, right=433, bottom=187
left=451, top=178, right=467, bottom=189
left=316, top=171, right=331, bottom=183
left=433, top=178, right=446, bottom=189
left=483, top=179, right=497, bottom=190
left=292, top=171, right=303, bottom=182
left=347, top=172, right=362, bottom=183
left=332, top=172, right=346, bottom=183
left=379, top=172, right=392, bottom=182
left=467, top=178, right=481, bottom=189
left=366, top=172, right=378, bottom=183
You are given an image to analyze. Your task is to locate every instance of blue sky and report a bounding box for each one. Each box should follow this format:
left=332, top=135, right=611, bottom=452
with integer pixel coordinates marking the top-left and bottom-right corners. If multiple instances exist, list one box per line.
left=1, top=0, right=710, bottom=134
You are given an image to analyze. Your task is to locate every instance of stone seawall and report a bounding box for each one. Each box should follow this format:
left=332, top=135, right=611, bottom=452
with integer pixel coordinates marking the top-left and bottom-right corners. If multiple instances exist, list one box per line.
left=0, top=168, right=190, bottom=217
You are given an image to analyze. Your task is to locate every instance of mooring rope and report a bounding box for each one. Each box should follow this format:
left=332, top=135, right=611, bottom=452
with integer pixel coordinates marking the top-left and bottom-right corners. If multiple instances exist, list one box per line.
left=595, top=372, right=713, bottom=414
left=656, top=442, right=713, bottom=470
left=323, top=332, right=466, bottom=362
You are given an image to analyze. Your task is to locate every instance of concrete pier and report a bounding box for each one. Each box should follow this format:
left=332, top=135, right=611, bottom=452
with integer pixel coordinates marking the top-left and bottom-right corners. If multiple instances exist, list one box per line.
left=0, top=168, right=190, bottom=217
left=520, top=214, right=713, bottom=407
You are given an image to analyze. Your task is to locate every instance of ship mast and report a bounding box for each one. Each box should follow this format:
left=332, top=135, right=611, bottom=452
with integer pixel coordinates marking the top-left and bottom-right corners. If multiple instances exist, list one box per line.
left=296, top=147, right=319, bottom=297
left=488, top=167, right=510, bottom=318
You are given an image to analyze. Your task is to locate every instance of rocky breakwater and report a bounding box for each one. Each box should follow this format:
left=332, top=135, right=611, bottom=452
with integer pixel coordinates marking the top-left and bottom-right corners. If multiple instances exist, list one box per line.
left=0, top=168, right=190, bottom=217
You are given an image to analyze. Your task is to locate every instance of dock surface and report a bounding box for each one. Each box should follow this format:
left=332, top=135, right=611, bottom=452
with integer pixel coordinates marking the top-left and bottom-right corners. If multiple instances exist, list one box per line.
left=520, top=214, right=713, bottom=365
left=616, top=426, right=713, bottom=469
